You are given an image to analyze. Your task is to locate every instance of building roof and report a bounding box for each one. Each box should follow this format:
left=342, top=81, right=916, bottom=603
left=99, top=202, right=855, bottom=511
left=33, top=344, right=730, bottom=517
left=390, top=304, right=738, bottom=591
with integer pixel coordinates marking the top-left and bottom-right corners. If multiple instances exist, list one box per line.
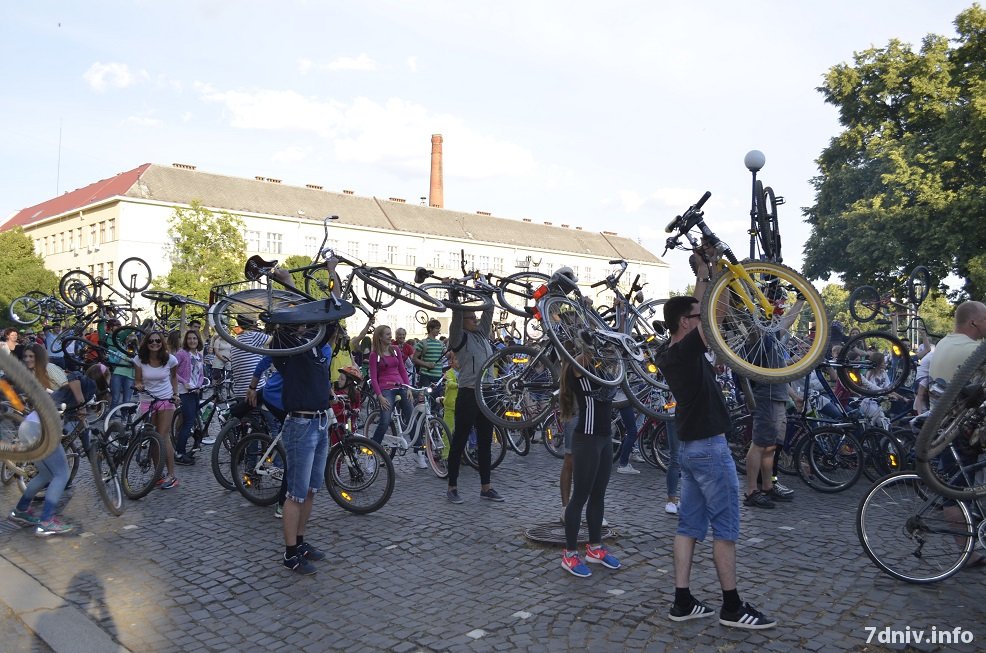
left=5, top=163, right=666, bottom=265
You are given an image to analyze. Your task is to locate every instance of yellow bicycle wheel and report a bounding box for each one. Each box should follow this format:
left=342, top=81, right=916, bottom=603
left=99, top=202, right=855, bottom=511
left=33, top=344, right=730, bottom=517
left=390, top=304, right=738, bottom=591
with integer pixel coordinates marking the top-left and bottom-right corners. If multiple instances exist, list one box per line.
left=701, top=261, right=828, bottom=383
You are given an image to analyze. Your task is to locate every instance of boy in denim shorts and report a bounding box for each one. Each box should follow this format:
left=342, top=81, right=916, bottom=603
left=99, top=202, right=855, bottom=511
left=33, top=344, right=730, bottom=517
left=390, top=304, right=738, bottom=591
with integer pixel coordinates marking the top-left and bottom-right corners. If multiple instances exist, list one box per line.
left=659, top=292, right=776, bottom=630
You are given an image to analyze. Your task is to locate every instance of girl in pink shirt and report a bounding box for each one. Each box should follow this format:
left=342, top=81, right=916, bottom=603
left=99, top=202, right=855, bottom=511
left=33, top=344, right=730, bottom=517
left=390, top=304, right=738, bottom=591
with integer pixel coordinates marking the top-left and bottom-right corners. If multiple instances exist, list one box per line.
left=368, top=325, right=413, bottom=448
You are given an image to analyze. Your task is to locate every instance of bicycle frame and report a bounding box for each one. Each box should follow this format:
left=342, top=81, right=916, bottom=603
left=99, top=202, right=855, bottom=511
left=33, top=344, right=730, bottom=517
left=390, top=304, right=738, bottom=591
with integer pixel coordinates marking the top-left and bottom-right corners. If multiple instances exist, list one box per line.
left=377, top=386, right=434, bottom=452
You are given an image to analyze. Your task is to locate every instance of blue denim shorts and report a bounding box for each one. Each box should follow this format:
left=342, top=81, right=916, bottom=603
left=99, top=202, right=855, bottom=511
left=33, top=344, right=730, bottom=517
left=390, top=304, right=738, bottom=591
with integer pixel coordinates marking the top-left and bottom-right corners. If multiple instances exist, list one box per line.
left=282, top=415, right=330, bottom=503
left=676, top=434, right=740, bottom=542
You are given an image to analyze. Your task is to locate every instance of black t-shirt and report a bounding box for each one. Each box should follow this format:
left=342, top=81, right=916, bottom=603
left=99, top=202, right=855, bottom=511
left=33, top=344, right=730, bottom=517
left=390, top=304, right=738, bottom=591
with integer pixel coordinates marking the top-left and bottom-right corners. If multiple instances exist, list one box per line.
left=271, top=326, right=335, bottom=413
left=658, top=328, right=732, bottom=442
left=567, top=365, right=614, bottom=438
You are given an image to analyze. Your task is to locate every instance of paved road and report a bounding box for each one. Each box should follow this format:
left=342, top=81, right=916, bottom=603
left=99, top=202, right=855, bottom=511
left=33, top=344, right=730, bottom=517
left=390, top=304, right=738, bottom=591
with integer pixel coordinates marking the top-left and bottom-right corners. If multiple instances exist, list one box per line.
left=0, top=439, right=982, bottom=652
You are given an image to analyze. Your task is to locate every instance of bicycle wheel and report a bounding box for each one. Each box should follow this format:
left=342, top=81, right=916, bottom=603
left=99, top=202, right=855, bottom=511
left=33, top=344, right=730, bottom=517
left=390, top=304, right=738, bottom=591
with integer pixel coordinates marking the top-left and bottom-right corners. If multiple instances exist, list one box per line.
left=231, top=432, right=285, bottom=506
left=118, top=257, right=152, bottom=293
left=907, top=266, right=932, bottom=307
left=463, top=426, right=507, bottom=470
left=63, top=439, right=82, bottom=488
left=424, top=417, right=450, bottom=478
left=504, top=427, right=530, bottom=456
left=540, top=295, right=625, bottom=387
left=110, top=326, right=145, bottom=359
left=88, top=442, right=125, bottom=516
left=625, top=298, right=670, bottom=392
left=797, top=428, right=863, bottom=493
left=210, top=288, right=327, bottom=356
left=641, top=419, right=671, bottom=470
left=701, top=261, right=828, bottom=383
left=541, top=411, right=566, bottom=459
left=496, top=271, right=551, bottom=318
left=121, top=427, right=165, bottom=499
left=419, top=283, right=494, bottom=312
left=325, top=435, right=395, bottom=514
left=211, top=418, right=257, bottom=491
left=860, top=427, right=906, bottom=482
left=622, top=368, right=675, bottom=421
left=476, top=345, right=558, bottom=429
left=856, top=472, right=973, bottom=584
left=754, top=180, right=780, bottom=261
left=0, top=354, right=62, bottom=462
left=848, top=285, right=881, bottom=323
left=361, top=267, right=399, bottom=309
left=8, top=296, right=43, bottom=325
left=58, top=270, right=97, bottom=308
left=914, top=340, right=986, bottom=500
left=835, top=331, right=912, bottom=397
left=355, top=267, right=447, bottom=312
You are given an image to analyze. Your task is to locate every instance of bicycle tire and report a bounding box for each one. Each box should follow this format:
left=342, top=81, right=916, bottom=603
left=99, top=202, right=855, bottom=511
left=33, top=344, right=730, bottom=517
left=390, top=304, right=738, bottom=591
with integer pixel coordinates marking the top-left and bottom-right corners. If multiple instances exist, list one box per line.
left=541, top=411, right=565, bottom=459
left=622, top=368, right=675, bottom=421
left=89, top=442, right=125, bottom=516
left=475, top=345, right=558, bottom=429
left=859, top=427, right=906, bottom=482
left=63, top=439, right=82, bottom=488
left=118, top=257, right=152, bottom=293
left=58, top=270, right=98, bottom=308
left=110, top=326, right=145, bottom=360
left=856, top=472, right=972, bottom=584
left=121, top=427, right=165, bottom=499
left=325, top=435, right=395, bottom=514
left=754, top=180, right=778, bottom=261
left=361, top=267, right=399, bottom=310
left=797, top=428, right=863, bottom=493
left=906, top=266, right=932, bottom=307
left=504, top=427, right=530, bottom=456
left=764, top=186, right=781, bottom=261
left=914, top=340, right=986, bottom=500
left=463, top=426, right=507, bottom=470
left=209, top=288, right=327, bottom=356
left=355, top=267, right=447, bottom=312
left=836, top=331, right=912, bottom=397
left=496, top=271, right=551, bottom=318
left=419, top=282, right=494, bottom=312
left=848, top=285, right=881, bottom=323
left=8, top=296, right=42, bottom=325
left=424, top=417, right=450, bottom=478
left=102, top=402, right=138, bottom=433
left=624, top=298, right=670, bottom=391
left=211, top=418, right=257, bottom=491
left=0, top=460, right=16, bottom=485
left=701, top=261, right=828, bottom=384
left=0, top=354, right=62, bottom=462
left=232, top=432, right=285, bottom=506
left=540, top=295, right=625, bottom=387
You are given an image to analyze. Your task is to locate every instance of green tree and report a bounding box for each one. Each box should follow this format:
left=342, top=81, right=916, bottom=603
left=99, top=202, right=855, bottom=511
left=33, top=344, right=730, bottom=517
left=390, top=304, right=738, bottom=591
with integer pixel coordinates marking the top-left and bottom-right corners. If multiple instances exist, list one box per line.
left=0, top=227, right=59, bottom=329
left=155, top=202, right=246, bottom=301
left=803, top=5, right=986, bottom=299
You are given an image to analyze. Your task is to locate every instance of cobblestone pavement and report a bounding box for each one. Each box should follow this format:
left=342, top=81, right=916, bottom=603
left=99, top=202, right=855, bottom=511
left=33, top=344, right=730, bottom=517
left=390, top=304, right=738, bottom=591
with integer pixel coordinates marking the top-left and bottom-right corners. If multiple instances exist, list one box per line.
left=0, top=440, right=982, bottom=653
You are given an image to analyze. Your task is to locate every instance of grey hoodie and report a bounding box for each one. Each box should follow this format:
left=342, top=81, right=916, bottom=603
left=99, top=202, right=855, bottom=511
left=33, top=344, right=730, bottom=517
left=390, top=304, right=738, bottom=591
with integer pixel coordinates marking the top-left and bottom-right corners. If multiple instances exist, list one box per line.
left=447, top=306, right=494, bottom=389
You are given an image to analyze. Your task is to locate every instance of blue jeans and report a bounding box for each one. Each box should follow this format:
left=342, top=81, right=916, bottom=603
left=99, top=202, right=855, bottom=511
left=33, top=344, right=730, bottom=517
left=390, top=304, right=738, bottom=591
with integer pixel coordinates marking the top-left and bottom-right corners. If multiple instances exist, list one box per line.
left=175, top=390, right=200, bottom=455
left=110, top=374, right=134, bottom=411
left=676, top=434, right=740, bottom=542
left=666, top=420, right=681, bottom=498
left=282, top=414, right=329, bottom=502
left=372, top=388, right=413, bottom=445
left=17, top=443, right=70, bottom=522
left=617, top=405, right=641, bottom=466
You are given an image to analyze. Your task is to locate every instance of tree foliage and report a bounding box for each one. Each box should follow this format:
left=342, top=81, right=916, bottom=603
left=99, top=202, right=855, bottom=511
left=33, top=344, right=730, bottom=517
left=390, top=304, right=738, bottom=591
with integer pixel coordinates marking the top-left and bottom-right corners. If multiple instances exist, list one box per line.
left=804, top=5, right=986, bottom=299
left=155, top=202, right=246, bottom=301
left=0, top=227, right=59, bottom=329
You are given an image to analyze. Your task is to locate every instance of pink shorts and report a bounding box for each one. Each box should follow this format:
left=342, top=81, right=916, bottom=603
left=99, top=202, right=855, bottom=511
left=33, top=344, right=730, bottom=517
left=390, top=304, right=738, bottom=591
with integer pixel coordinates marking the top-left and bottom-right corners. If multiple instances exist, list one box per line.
left=139, top=399, right=176, bottom=415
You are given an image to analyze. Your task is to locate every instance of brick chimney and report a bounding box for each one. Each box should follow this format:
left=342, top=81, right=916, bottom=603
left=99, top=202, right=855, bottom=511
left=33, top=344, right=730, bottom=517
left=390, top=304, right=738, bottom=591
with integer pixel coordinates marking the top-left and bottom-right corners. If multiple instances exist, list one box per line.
left=429, top=134, right=444, bottom=208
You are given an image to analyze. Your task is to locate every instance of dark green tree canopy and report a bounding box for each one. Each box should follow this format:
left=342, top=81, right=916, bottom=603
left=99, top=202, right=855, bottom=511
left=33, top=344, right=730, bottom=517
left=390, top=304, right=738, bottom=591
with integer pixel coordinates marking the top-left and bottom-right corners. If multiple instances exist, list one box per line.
left=804, top=4, right=986, bottom=299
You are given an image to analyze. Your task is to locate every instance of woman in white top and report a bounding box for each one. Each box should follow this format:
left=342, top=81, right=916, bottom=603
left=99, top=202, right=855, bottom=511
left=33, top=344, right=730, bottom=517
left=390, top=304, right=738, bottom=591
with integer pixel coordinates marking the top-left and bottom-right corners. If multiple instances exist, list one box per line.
left=132, top=332, right=180, bottom=489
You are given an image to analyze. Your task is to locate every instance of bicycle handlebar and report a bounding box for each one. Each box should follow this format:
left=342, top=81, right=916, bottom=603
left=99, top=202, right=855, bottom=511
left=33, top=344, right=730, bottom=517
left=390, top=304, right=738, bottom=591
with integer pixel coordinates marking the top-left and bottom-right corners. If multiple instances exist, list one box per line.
left=665, top=191, right=711, bottom=234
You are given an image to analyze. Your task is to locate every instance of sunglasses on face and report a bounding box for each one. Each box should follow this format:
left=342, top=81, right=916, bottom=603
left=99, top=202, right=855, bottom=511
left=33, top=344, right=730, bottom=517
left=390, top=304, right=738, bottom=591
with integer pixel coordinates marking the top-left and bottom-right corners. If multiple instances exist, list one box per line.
left=148, top=339, right=163, bottom=344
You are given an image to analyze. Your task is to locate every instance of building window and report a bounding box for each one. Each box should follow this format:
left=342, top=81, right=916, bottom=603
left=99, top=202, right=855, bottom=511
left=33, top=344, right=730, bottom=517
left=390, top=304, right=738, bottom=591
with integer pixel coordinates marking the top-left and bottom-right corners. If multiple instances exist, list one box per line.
left=387, top=245, right=399, bottom=265
left=88, top=264, right=95, bottom=275
left=405, top=247, right=416, bottom=267
left=432, top=251, right=442, bottom=270
left=77, top=227, right=83, bottom=249
left=449, top=251, right=460, bottom=272
left=347, top=241, right=359, bottom=259
left=326, top=238, right=338, bottom=255
left=90, top=225, right=97, bottom=248
left=478, top=255, right=489, bottom=272
left=68, top=230, right=74, bottom=252
left=265, top=232, right=282, bottom=254
left=304, top=236, right=317, bottom=257
left=367, top=243, right=379, bottom=261
left=99, top=221, right=106, bottom=244
left=107, top=261, right=114, bottom=283
left=244, top=230, right=260, bottom=251
left=493, top=256, right=504, bottom=273
left=107, top=219, right=115, bottom=241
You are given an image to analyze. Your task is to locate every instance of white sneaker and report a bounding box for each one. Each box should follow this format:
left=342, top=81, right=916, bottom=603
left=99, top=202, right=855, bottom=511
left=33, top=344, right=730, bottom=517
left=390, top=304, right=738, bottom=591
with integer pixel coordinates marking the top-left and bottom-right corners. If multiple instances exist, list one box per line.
left=616, top=463, right=640, bottom=475
left=602, top=517, right=609, bottom=527
left=630, top=451, right=646, bottom=463
left=665, top=502, right=679, bottom=515
left=201, top=436, right=217, bottom=446
left=416, top=451, right=429, bottom=469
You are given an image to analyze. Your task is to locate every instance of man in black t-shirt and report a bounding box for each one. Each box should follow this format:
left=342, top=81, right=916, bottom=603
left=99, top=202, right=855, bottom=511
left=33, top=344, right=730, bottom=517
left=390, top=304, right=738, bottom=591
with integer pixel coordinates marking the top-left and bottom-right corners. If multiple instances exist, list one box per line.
left=659, top=280, right=776, bottom=629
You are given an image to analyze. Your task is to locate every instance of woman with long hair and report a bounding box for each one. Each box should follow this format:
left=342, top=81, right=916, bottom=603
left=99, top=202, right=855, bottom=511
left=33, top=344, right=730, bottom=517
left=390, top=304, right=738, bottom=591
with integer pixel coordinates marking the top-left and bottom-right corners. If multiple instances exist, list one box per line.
left=7, top=344, right=88, bottom=536
left=173, top=330, right=206, bottom=465
left=368, top=325, right=420, bottom=465
left=132, top=332, right=180, bottom=489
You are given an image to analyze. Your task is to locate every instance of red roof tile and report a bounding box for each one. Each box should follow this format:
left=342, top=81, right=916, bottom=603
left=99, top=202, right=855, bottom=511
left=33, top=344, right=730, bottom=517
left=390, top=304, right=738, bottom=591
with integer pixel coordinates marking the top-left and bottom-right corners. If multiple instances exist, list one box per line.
left=2, top=163, right=152, bottom=230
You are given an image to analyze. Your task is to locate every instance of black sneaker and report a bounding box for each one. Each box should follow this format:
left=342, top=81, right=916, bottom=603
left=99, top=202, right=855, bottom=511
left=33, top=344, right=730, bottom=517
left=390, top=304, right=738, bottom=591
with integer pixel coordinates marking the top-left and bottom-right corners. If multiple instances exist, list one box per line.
left=283, top=554, right=317, bottom=576
left=297, top=542, right=326, bottom=562
left=480, top=488, right=505, bottom=502
left=668, top=599, right=715, bottom=622
left=719, top=602, right=777, bottom=630
left=744, top=491, right=775, bottom=509
left=174, top=453, right=195, bottom=466
left=446, top=489, right=464, bottom=504
left=764, top=486, right=792, bottom=502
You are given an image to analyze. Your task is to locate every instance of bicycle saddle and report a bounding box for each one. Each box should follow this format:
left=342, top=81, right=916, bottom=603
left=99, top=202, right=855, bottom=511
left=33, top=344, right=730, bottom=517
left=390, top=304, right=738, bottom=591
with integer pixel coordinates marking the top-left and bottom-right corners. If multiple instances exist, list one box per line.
left=414, top=267, right=433, bottom=284
left=245, top=255, right=278, bottom=282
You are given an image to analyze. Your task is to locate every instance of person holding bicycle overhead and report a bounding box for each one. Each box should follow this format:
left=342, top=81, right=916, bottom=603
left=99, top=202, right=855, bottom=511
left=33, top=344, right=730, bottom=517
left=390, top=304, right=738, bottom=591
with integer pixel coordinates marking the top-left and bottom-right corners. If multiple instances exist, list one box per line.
left=133, top=332, right=180, bottom=490
left=658, top=254, right=776, bottom=629
left=445, top=302, right=504, bottom=504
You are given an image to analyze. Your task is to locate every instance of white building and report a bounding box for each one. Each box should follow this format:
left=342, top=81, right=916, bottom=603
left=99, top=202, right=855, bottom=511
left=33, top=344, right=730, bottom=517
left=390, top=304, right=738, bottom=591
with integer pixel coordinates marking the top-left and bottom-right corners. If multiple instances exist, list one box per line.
left=4, top=163, right=669, bottom=337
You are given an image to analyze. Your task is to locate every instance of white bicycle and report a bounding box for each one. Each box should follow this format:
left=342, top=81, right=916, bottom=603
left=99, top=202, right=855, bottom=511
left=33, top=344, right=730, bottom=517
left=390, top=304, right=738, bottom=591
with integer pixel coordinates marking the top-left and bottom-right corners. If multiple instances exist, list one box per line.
left=362, top=384, right=450, bottom=478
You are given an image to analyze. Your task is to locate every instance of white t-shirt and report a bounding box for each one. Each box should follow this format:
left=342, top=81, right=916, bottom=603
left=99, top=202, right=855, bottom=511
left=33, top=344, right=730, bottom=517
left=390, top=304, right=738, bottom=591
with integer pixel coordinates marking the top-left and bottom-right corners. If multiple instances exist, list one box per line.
left=929, top=333, right=979, bottom=386
left=133, top=354, right=178, bottom=399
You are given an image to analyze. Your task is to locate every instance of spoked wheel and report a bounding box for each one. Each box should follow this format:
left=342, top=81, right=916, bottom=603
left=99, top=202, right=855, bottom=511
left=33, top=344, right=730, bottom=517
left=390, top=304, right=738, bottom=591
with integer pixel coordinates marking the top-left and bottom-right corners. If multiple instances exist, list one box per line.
left=210, top=289, right=326, bottom=356
left=504, top=427, right=531, bottom=456
left=59, top=270, right=98, bottom=308
left=836, top=331, right=912, bottom=397
left=907, top=266, right=932, bottom=307
left=624, top=298, right=670, bottom=391
left=463, top=426, right=507, bottom=470
left=622, top=367, right=675, bottom=420
left=325, top=436, right=395, bottom=514
left=424, top=418, right=450, bottom=478
left=212, top=418, right=261, bottom=491
left=796, top=428, right=863, bottom=493
left=540, top=295, right=625, bottom=386
left=419, top=283, right=494, bottom=312
left=475, top=345, right=558, bottom=429
left=860, top=428, right=906, bottom=482
left=118, top=257, right=152, bottom=293
left=361, top=267, right=399, bottom=310
left=496, top=271, right=550, bottom=318
left=701, top=261, right=828, bottom=384
left=231, top=433, right=285, bottom=506
left=0, top=358, right=63, bottom=463
left=541, top=412, right=566, bottom=459
left=89, top=442, right=125, bottom=516
left=754, top=181, right=781, bottom=261
left=355, top=267, right=447, bottom=312
left=121, top=427, right=165, bottom=500
left=856, top=472, right=973, bottom=584
left=848, top=285, right=881, bottom=323
left=8, top=296, right=43, bottom=325
left=111, top=326, right=145, bottom=358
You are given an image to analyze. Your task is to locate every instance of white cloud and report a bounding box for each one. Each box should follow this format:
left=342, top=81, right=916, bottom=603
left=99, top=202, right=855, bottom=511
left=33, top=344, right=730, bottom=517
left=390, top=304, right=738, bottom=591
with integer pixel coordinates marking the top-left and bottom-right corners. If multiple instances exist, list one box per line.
left=297, top=58, right=314, bottom=75
left=406, top=56, right=418, bottom=73
left=125, top=115, right=163, bottom=128
left=83, top=62, right=140, bottom=91
left=272, top=145, right=311, bottom=163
